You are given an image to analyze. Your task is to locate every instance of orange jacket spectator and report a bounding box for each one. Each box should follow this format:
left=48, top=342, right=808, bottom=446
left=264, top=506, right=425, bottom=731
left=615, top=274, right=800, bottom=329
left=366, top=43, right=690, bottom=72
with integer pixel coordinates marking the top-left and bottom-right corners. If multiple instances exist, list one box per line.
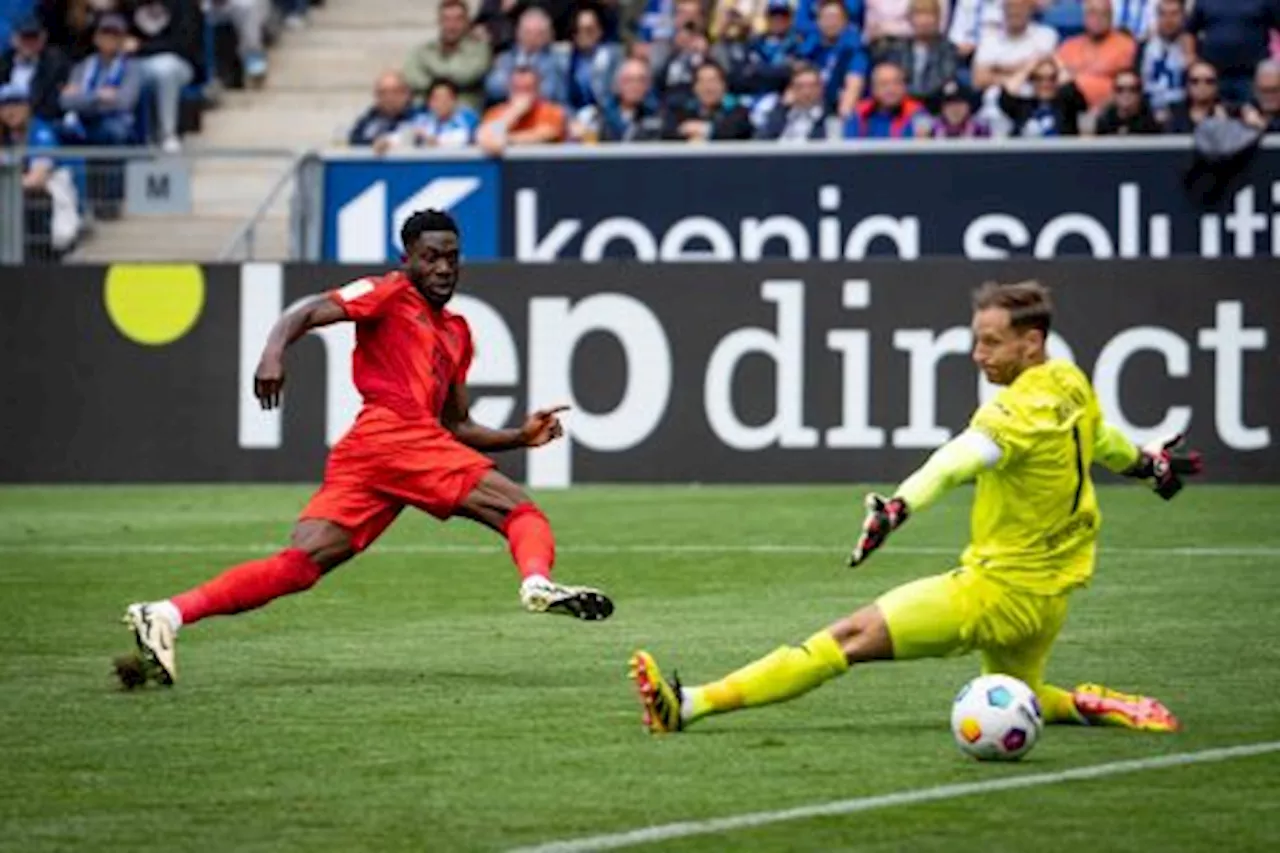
left=480, top=100, right=566, bottom=140
left=477, top=65, right=567, bottom=153
left=1055, top=0, right=1137, bottom=110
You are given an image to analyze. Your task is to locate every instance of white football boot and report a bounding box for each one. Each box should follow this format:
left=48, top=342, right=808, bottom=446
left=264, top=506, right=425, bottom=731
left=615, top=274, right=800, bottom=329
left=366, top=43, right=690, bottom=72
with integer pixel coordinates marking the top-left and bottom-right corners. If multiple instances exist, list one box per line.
left=122, top=603, right=178, bottom=685
left=519, top=575, right=614, bottom=621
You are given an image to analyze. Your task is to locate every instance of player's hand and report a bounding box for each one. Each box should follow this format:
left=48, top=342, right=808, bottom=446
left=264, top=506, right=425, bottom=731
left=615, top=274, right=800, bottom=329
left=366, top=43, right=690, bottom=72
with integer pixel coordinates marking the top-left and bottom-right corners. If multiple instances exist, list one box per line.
left=519, top=405, right=569, bottom=448
left=1125, top=433, right=1204, bottom=500
left=849, top=493, right=909, bottom=568
left=254, top=352, right=286, bottom=410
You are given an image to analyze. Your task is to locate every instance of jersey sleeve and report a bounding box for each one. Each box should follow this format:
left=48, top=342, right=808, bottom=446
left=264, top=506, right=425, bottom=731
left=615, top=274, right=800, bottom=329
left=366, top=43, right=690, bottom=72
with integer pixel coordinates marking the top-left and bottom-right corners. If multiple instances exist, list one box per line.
left=453, top=319, right=475, bottom=385
left=1093, top=418, right=1141, bottom=473
left=328, top=276, right=401, bottom=322
left=969, top=395, right=1035, bottom=469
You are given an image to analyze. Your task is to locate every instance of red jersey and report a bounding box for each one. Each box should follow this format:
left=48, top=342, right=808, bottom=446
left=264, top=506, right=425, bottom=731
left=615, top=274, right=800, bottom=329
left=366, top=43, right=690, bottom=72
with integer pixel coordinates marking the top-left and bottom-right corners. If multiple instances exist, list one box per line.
left=327, top=271, right=473, bottom=423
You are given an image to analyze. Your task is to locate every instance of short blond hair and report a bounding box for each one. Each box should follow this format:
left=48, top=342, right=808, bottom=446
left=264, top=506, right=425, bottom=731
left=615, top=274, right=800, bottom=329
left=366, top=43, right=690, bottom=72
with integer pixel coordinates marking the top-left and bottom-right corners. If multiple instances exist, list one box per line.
left=908, top=0, right=941, bottom=15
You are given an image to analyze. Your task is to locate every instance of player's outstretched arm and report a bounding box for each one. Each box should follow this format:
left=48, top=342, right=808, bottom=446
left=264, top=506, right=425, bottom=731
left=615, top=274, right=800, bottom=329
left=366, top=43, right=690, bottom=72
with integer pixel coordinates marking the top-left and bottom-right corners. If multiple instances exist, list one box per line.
left=1095, top=422, right=1203, bottom=500
left=442, top=383, right=569, bottom=453
left=850, top=431, right=1000, bottom=567
left=253, top=296, right=349, bottom=410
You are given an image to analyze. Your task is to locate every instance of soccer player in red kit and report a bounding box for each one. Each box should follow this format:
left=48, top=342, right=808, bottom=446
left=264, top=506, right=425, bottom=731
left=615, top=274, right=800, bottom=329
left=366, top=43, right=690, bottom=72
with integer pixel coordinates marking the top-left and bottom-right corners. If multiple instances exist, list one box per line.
left=120, top=209, right=614, bottom=686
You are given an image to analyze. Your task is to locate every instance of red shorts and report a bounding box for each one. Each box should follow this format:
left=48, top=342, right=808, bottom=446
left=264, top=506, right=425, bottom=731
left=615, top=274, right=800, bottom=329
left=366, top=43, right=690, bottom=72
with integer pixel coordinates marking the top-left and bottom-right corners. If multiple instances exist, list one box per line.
left=300, top=409, right=495, bottom=552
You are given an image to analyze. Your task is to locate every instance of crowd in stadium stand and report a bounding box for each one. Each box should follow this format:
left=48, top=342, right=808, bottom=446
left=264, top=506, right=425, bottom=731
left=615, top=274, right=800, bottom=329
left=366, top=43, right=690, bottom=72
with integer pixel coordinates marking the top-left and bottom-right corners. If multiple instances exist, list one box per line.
left=0, top=0, right=319, bottom=260
left=352, top=0, right=1280, bottom=150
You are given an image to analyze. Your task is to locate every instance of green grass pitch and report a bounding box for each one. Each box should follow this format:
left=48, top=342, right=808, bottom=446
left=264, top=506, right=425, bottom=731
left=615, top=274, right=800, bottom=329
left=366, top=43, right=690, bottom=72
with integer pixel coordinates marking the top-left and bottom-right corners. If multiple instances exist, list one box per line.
left=1, top=484, right=1278, bottom=852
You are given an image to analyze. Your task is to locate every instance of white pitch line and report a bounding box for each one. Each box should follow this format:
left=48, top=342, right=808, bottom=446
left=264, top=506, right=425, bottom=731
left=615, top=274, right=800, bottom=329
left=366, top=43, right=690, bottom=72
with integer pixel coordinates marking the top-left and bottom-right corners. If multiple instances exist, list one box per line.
left=0, top=543, right=1276, bottom=558
left=507, top=740, right=1280, bottom=853
left=0, top=542, right=1277, bottom=558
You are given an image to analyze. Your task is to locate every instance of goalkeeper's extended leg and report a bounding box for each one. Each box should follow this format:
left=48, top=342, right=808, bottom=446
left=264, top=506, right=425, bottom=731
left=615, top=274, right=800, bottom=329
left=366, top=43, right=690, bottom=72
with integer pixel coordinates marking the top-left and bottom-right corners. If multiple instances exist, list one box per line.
left=980, top=624, right=1179, bottom=732
left=1056, top=683, right=1180, bottom=732
left=630, top=605, right=890, bottom=733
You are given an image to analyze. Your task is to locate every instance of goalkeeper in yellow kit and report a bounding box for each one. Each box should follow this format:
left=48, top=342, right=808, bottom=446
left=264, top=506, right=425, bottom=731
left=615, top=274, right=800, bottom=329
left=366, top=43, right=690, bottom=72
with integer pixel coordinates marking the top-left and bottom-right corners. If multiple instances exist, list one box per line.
left=631, top=280, right=1203, bottom=735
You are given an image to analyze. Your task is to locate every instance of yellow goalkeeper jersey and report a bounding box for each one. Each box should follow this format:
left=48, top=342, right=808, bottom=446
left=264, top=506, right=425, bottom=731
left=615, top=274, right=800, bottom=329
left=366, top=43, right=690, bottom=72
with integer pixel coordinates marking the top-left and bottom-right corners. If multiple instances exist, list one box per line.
left=962, top=359, right=1109, bottom=596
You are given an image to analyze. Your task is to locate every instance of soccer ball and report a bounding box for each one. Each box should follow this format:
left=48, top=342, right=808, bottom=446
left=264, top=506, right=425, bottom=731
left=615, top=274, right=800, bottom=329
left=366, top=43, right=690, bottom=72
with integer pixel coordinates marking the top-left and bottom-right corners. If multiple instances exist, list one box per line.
left=950, top=674, right=1044, bottom=761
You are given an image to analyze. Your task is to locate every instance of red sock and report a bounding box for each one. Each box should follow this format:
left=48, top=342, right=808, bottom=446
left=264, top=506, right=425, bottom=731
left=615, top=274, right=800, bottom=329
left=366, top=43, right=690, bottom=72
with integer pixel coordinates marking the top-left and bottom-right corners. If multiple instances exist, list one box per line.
left=171, top=548, right=323, bottom=626
left=502, top=503, right=555, bottom=581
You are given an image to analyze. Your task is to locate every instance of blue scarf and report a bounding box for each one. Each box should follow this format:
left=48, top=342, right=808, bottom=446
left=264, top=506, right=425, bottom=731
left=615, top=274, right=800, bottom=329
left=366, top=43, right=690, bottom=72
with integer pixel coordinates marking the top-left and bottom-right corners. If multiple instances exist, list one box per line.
left=84, top=54, right=127, bottom=92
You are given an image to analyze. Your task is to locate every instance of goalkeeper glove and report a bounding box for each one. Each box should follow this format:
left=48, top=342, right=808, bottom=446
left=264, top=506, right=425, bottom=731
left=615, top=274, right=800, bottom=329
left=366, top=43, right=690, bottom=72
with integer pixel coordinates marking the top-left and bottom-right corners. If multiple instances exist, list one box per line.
left=1123, top=433, right=1203, bottom=500
left=849, top=493, right=909, bottom=567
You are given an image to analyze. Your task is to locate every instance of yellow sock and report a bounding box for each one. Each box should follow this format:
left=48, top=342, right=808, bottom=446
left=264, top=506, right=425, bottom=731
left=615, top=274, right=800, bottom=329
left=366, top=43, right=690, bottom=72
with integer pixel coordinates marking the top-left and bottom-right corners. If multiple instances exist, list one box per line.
left=1039, top=683, right=1084, bottom=724
left=685, top=630, right=849, bottom=723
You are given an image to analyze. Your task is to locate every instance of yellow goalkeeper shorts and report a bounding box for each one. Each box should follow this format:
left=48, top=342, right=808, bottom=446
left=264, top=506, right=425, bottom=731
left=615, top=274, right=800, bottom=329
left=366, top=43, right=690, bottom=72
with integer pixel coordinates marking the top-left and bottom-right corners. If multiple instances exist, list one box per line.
left=875, top=567, right=1070, bottom=690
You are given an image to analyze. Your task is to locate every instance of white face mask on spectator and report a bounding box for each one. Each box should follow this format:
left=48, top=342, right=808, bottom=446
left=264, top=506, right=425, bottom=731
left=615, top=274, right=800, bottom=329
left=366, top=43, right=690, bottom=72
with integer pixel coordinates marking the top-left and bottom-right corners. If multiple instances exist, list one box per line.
left=135, top=2, right=173, bottom=36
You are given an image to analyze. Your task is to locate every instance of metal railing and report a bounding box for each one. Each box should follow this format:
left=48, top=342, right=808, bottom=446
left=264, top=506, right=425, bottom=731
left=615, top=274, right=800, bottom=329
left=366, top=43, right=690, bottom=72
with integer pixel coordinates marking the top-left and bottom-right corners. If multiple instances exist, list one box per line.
left=219, top=152, right=320, bottom=262
left=1, top=146, right=308, bottom=264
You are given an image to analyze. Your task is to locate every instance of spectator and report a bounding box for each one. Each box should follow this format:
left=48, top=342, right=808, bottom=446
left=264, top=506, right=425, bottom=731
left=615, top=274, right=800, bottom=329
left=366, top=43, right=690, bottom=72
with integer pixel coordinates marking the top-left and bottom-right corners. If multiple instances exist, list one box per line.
left=202, top=0, right=268, bottom=87
left=973, top=0, right=1059, bottom=92
left=1055, top=0, right=1137, bottom=111
left=0, top=84, right=79, bottom=260
left=1138, top=0, right=1189, bottom=123
left=927, top=78, right=991, bottom=136
left=865, top=0, right=948, bottom=49
left=796, top=0, right=868, bottom=116
left=1242, top=59, right=1280, bottom=131
left=794, top=0, right=865, bottom=39
left=1113, top=0, right=1159, bottom=40
left=128, top=0, right=202, bottom=153
left=663, top=60, right=753, bottom=140
left=710, top=0, right=768, bottom=40
left=1095, top=68, right=1162, bottom=133
left=590, top=0, right=624, bottom=43
left=411, top=79, right=479, bottom=147
left=478, top=64, right=568, bottom=152
left=59, top=14, right=141, bottom=145
left=756, top=62, right=831, bottom=139
left=654, top=19, right=711, bottom=107
left=843, top=61, right=924, bottom=137
left=645, top=0, right=706, bottom=69
left=0, top=16, right=70, bottom=123
left=36, top=0, right=122, bottom=63
left=949, top=0, right=1005, bottom=62
left=1186, top=0, right=1280, bottom=106
left=565, top=7, right=622, bottom=111
left=348, top=70, right=420, bottom=153
left=1163, top=59, right=1229, bottom=132
left=877, top=0, right=959, bottom=103
left=473, top=0, right=520, bottom=54
left=404, top=0, right=491, bottom=112
left=712, top=9, right=757, bottom=94
left=34, top=0, right=94, bottom=59
left=745, top=0, right=804, bottom=97
left=999, top=56, right=1088, bottom=135
left=586, top=56, right=663, bottom=142
left=486, top=8, right=569, bottom=105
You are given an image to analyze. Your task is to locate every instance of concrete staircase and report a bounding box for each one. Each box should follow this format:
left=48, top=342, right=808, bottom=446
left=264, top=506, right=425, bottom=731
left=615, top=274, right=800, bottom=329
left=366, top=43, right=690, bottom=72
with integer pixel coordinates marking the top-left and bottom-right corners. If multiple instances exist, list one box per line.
left=70, top=0, right=440, bottom=263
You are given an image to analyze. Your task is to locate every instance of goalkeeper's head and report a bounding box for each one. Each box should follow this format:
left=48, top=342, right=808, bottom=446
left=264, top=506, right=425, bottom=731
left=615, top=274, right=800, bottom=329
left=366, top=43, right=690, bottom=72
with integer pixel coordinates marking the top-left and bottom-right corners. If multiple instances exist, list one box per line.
left=970, top=279, right=1052, bottom=386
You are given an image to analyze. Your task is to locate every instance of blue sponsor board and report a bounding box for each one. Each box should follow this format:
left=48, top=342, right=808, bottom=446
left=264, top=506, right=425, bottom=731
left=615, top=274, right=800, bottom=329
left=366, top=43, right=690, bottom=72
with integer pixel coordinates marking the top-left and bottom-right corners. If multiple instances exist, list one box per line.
left=317, top=142, right=1280, bottom=262
left=320, top=157, right=501, bottom=261
left=501, top=143, right=1280, bottom=262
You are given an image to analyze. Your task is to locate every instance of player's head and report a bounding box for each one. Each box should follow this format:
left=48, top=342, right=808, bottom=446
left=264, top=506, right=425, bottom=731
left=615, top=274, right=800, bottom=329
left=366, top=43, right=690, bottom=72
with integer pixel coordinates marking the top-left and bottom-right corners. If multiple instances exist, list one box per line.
left=970, top=280, right=1052, bottom=386
left=401, top=208, right=461, bottom=306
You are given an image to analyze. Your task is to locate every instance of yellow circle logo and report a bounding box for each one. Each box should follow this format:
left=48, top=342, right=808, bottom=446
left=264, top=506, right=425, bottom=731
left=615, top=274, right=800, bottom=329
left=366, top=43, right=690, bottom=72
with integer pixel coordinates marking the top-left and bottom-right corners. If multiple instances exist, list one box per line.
left=104, top=264, right=206, bottom=346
